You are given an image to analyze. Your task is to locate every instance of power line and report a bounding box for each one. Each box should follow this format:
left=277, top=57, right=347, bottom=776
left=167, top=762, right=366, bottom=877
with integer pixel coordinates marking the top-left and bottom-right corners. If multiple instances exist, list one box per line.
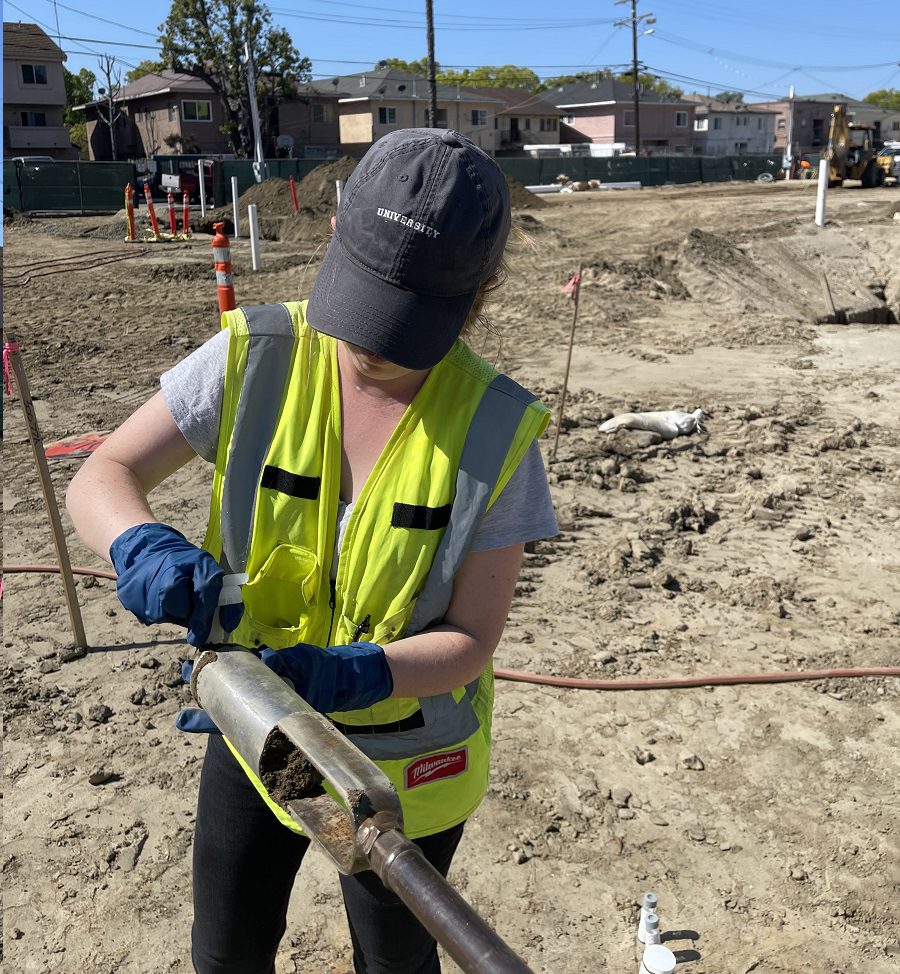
left=650, top=27, right=900, bottom=73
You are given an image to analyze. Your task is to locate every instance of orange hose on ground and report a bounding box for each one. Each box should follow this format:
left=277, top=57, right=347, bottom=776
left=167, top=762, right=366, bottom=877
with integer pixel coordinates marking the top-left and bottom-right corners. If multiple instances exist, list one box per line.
left=3, top=564, right=899, bottom=690
left=493, top=666, right=900, bottom=691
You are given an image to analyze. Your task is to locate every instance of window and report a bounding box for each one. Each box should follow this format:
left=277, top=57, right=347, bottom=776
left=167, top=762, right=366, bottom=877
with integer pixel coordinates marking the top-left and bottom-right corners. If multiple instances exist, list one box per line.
left=564, top=115, right=574, bottom=124
left=713, top=117, right=722, bottom=130
left=433, top=108, right=448, bottom=128
left=623, top=109, right=635, bottom=127
left=471, top=109, right=487, bottom=126
left=312, top=103, right=335, bottom=124
left=675, top=111, right=688, bottom=128
left=182, top=100, right=212, bottom=122
left=524, top=118, right=531, bottom=130
left=893, top=121, right=900, bottom=131
left=539, top=118, right=547, bottom=131
left=757, top=118, right=762, bottom=129
left=736, top=115, right=748, bottom=127
left=695, top=118, right=708, bottom=131
left=20, top=111, right=47, bottom=126
left=378, top=106, right=396, bottom=125
left=777, top=118, right=786, bottom=130
left=21, top=64, right=48, bottom=85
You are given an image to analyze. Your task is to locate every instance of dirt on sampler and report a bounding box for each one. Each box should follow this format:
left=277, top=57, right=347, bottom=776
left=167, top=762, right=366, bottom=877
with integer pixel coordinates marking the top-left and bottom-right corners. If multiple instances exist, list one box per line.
left=3, top=177, right=900, bottom=974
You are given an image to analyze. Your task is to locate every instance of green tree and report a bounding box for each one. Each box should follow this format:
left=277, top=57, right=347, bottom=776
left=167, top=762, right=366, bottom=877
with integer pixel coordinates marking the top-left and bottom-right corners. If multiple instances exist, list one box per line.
left=159, top=0, right=311, bottom=157
left=863, top=88, right=900, bottom=111
left=126, top=59, right=166, bottom=84
left=375, top=57, right=433, bottom=76
left=714, top=90, right=744, bottom=104
left=64, top=66, right=96, bottom=157
left=375, top=58, right=540, bottom=90
left=537, top=70, right=611, bottom=92
left=438, top=65, right=541, bottom=90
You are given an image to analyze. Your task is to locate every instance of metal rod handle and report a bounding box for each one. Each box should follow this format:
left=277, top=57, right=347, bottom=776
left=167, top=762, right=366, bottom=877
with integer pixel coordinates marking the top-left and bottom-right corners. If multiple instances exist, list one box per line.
left=368, top=829, right=535, bottom=974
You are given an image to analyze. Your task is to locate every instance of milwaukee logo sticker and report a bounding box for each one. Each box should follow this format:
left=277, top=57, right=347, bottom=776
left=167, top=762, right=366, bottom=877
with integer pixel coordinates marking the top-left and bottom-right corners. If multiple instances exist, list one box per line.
left=404, top=748, right=468, bottom=789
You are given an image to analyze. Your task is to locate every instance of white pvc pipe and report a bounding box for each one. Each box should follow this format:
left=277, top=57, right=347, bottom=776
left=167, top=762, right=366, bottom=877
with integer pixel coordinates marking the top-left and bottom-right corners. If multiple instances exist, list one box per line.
left=336, top=179, right=343, bottom=205
left=198, top=160, right=208, bottom=218
left=248, top=203, right=261, bottom=271
left=231, top=176, right=240, bottom=238
left=815, top=156, right=829, bottom=227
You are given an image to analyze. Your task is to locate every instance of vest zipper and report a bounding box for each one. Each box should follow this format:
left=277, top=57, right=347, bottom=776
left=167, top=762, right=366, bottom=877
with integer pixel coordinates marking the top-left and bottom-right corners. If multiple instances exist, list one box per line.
left=352, top=614, right=371, bottom=642
left=326, top=578, right=337, bottom=645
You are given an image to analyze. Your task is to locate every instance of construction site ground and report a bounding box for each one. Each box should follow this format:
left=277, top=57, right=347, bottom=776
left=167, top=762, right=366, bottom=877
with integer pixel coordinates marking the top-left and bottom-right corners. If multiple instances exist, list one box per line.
left=3, top=178, right=900, bottom=974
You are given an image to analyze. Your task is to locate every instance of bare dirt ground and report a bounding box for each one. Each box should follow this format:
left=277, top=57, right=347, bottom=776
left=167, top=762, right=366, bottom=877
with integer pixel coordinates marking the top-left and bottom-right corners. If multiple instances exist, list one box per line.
left=3, top=178, right=900, bottom=974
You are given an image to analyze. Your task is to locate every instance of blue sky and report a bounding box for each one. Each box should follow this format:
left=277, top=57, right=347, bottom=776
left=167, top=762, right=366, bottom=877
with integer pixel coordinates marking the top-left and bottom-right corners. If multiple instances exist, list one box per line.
left=9, top=0, right=900, bottom=102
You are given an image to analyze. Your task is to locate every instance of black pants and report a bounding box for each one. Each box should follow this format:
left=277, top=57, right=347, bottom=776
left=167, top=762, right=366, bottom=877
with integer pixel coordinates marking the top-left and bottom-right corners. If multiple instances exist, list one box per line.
left=192, top=734, right=465, bottom=974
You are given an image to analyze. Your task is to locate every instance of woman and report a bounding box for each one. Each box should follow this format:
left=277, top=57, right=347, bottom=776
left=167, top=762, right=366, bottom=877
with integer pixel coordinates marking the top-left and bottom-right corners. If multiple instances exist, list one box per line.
left=67, top=128, right=557, bottom=974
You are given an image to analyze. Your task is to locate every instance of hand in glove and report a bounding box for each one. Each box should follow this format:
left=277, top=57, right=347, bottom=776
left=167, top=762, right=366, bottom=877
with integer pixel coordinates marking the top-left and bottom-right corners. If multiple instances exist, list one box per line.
left=175, top=659, right=221, bottom=734
left=259, top=642, right=393, bottom=715
left=109, top=523, right=242, bottom=646
left=174, top=643, right=394, bottom=735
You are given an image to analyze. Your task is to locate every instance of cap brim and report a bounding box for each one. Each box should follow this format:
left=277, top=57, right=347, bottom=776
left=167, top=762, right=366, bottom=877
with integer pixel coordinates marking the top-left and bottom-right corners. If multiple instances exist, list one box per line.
left=306, top=234, right=477, bottom=371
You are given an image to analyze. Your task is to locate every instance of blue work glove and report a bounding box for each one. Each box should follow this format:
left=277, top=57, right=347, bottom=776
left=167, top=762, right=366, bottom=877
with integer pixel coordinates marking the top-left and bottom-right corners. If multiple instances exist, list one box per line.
left=259, top=642, right=394, bottom=715
left=175, top=659, right=221, bottom=734
left=109, top=523, right=243, bottom=647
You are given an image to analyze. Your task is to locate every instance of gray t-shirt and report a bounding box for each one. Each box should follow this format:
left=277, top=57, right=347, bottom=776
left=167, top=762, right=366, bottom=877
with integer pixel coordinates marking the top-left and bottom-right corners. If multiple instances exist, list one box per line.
left=161, top=330, right=557, bottom=552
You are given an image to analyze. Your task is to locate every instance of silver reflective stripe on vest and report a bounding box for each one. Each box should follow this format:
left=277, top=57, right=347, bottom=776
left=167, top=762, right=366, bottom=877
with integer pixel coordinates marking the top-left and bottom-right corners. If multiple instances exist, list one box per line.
left=356, top=373, right=536, bottom=762
left=219, top=304, right=295, bottom=574
left=407, top=373, right=536, bottom=635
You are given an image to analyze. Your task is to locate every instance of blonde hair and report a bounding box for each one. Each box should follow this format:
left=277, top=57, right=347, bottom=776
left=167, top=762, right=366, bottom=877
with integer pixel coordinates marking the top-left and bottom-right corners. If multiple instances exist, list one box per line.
left=461, top=223, right=533, bottom=342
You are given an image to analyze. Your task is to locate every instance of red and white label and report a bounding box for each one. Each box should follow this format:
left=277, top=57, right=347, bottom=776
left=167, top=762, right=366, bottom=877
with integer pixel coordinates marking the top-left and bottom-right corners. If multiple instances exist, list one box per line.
left=404, top=748, right=468, bottom=789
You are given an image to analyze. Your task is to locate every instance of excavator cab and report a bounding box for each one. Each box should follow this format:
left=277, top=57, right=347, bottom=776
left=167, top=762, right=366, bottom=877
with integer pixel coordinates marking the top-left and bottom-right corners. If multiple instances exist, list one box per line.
left=827, top=104, right=885, bottom=188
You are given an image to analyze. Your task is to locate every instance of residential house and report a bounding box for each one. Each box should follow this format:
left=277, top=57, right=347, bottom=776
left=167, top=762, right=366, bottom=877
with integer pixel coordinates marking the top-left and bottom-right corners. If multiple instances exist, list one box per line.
left=78, top=69, right=232, bottom=160
left=286, top=69, right=504, bottom=157
left=751, top=92, right=900, bottom=157
left=3, top=22, right=76, bottom=159
left=464, top=87, right=563, bottom=154
left=683, top=95, right=776, bottom=155
left=549, top=79, right=696, bottom=154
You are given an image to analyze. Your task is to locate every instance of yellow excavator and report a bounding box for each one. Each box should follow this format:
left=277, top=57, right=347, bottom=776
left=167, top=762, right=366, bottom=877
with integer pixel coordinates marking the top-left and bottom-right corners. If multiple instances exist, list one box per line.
left=826, top=104, right=887, bottom=188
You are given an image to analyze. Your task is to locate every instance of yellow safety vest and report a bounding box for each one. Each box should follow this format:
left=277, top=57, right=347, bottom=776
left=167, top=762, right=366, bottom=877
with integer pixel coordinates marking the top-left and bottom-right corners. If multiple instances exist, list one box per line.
left=203, top=301, right=549, bottom=838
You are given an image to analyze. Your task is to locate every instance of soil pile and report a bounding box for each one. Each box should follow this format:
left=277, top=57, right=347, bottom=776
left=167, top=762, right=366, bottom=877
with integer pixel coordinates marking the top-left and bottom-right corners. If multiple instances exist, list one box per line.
left=506, top=173, right=547, bottom=209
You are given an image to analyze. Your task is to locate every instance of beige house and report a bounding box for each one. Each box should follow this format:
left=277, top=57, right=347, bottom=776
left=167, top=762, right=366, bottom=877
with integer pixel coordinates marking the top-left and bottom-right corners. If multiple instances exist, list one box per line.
left=467, top=87, right=563, bottom=153
left=3, top=22, right=76, bottom=159
left=78, top=69, right=231, bottom=160
left=297, top=69, right=504, bottom=157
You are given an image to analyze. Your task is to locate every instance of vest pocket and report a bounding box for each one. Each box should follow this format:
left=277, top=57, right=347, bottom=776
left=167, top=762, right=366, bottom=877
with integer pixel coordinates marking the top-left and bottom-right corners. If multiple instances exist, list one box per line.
left=242, top=543, right=320, bottom=635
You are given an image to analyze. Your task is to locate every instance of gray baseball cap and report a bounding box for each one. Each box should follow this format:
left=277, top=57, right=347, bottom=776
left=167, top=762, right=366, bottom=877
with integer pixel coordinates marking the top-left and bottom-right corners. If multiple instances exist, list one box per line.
left=306, top=128, right=511, bottom=370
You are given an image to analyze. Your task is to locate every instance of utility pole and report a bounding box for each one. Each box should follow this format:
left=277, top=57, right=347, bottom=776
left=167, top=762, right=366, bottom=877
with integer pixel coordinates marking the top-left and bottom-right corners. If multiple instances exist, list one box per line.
left=615, top=0, right=655, bottom=155
left=426, top=0, right=438, bottom=127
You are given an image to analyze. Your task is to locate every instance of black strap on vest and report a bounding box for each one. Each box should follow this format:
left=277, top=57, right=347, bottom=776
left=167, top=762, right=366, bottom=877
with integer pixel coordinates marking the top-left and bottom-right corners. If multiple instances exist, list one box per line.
left=391, top=502, right=452, bottom=531
left=261, top=465, right=321, bottom=500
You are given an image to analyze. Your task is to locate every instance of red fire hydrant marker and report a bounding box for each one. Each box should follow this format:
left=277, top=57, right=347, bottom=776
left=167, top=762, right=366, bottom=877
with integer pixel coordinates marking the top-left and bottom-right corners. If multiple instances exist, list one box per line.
left=212, top=222, right=236, bottom=313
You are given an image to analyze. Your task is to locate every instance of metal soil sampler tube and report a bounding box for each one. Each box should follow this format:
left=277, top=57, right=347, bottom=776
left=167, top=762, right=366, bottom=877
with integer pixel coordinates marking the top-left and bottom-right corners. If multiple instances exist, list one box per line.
left=190, top=646, right=535, bottom=974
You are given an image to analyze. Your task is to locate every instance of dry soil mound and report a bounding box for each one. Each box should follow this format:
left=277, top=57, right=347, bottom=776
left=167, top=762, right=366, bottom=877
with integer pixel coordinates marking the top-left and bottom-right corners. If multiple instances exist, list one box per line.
left=506, top=173, right=547, bottom=209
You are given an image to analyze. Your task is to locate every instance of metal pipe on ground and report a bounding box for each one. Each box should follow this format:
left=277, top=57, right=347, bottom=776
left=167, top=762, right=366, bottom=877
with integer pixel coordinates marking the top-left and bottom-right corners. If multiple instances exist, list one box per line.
left=190, top=646, right=534, bottom=973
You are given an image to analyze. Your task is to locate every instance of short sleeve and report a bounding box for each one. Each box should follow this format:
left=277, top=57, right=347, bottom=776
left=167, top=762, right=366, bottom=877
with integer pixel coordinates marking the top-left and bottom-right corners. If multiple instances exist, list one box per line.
left=160, top=329, right=229, bottom=463
left=470, top=439, right=558, bottom=551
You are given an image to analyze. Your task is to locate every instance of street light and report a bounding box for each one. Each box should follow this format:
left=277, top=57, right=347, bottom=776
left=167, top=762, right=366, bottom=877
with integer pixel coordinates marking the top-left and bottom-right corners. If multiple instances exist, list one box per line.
left=614, top=0, right=655, bottom=155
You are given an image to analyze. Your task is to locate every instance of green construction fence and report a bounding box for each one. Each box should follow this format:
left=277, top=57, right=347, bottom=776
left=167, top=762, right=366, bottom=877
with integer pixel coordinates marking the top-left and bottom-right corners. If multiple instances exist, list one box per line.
left=4, top=153, right=786, bottom=214
left=4, top=160, right=136, bottom=213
